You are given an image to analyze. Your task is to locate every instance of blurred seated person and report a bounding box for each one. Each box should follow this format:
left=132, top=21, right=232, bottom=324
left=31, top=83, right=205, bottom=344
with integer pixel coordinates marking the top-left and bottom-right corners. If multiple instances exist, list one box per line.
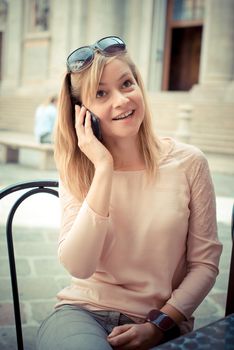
left=34, top=95, right=58, bottom=143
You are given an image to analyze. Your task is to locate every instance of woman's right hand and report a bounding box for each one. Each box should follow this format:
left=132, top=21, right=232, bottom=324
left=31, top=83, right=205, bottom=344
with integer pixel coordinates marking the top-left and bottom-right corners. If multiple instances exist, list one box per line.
left=75, top=105, right=113, bottom=217
left=75, top=105, right=113, bottom=170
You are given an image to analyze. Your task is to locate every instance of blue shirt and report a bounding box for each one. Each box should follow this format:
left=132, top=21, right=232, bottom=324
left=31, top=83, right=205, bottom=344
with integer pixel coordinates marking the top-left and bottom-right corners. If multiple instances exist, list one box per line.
left=34, top=103, right=57, bottom=142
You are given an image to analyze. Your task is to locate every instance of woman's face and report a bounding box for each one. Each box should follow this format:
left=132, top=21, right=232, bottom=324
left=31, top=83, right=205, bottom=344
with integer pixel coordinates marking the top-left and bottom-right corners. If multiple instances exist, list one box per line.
left=83, top=58, right=145, bottom=143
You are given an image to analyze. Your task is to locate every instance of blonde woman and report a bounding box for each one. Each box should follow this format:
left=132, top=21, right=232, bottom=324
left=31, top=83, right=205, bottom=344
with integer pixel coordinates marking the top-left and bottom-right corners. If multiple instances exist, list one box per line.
left=37, top=36, right=222, bottom=350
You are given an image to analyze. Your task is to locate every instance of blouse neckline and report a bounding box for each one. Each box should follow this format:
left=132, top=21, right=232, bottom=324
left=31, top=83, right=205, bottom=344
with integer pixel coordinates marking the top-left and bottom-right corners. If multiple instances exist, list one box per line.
left=113, top=137, right=175, bottom=174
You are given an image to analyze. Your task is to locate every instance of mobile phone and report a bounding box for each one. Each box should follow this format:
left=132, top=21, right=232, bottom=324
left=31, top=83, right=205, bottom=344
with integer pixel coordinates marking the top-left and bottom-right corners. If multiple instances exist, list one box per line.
left=86, top=109, right=102, bottom=141
left=72, top=98, right=102, bottom=141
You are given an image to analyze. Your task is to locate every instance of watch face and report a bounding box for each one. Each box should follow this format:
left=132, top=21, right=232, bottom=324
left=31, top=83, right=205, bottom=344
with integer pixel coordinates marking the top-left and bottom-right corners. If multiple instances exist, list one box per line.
left=147, top=309, right=180, bottom=341
left=147, top=310, right=175, bottom=331
left=148, top=309, right=161, bottom=321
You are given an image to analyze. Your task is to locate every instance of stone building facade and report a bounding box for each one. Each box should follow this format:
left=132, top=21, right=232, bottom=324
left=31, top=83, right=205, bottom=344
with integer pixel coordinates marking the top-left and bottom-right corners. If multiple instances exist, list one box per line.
left=0, top=0, right=233, bottom=171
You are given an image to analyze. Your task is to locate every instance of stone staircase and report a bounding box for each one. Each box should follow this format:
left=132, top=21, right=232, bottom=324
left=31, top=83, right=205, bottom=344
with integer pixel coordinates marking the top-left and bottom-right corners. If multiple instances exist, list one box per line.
left=148, top=92, right=234, bottom=173
left=191, top=132, right=234, bottom=155
left=190, top=104, right=234, bottom=156
left=0, top=92, right=233, bottom=172
left=149, top=93, right=234, bottom=152
left=0, top=95, right=44, bottom=133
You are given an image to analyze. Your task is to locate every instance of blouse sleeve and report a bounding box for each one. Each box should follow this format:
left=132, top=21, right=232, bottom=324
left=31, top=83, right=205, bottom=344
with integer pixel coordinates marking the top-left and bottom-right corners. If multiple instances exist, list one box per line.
left=57, top=180, right=110, bottom=279
left=167, top=151, right=223, bottom=319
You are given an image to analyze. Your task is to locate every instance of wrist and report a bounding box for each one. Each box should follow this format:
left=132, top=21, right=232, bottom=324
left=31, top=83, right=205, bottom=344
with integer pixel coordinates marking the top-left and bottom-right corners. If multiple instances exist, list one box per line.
left=143, top=321, right=165, bottom=347
left=144, top=321, right=164, bottom=338
left=146, top=309, right=180, bottom=342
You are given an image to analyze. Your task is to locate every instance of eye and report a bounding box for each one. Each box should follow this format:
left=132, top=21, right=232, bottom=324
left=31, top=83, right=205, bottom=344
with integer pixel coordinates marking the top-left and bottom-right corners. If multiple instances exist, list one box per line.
left=96, top=90, right=107, bottom=98
left=122, top=79, right=134, bottom=88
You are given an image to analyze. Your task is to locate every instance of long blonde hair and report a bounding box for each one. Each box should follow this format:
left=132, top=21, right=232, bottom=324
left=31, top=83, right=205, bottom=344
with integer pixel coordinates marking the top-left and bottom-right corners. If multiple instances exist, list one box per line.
left=54, top=52, right=160, bottom=200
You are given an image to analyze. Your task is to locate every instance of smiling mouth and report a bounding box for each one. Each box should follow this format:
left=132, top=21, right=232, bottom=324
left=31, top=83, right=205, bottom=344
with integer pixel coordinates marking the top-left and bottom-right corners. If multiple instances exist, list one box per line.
left=112, top=110, right=134, bottom=121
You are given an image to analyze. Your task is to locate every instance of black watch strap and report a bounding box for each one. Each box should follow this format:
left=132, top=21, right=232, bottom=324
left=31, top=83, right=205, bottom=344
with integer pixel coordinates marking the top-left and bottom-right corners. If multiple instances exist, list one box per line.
left=146, top=309, right=180, bottom=341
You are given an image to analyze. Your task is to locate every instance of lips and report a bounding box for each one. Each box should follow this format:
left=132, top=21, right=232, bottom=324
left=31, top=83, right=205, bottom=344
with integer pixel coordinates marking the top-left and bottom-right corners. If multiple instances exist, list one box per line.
left=112, top=110, right=134, bottom=121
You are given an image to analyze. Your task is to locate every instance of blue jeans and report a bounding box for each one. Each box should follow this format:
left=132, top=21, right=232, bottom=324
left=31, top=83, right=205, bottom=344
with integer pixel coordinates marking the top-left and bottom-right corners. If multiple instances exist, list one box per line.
left=36, top=304, right=159, bottom=350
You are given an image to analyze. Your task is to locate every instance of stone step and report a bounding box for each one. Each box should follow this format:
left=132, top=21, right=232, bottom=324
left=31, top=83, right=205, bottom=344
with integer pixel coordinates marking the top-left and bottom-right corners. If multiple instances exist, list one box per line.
left=192, top=127, right=234, bottom=135
left=191, top=133, right=234, bottom=155
left=0, top=96, right=46, bottom=133
left=193, top=144, right=234, bottom=155
left=157, top=129, right=234, bottom=156
left=193, top=135, right=234, bottom=144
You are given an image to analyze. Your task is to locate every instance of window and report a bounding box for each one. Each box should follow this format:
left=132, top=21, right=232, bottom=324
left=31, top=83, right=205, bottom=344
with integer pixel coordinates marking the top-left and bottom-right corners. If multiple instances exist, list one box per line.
left=173, top=0, right=204, bottom=21
left=28, top=0, right=50, bottom=33
left=0, top=0, right=8, bottom=28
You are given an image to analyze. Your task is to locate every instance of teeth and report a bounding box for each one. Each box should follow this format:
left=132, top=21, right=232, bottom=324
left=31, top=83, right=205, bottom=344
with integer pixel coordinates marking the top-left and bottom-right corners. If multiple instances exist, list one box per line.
left=124, top=111, right=132, bottom=117
left=113, top=110, right=133, bottom=120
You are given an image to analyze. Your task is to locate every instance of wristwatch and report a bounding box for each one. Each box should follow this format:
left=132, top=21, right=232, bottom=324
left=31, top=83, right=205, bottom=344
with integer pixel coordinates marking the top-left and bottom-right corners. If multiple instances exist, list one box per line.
left=146, top=309, right=180, bottom=341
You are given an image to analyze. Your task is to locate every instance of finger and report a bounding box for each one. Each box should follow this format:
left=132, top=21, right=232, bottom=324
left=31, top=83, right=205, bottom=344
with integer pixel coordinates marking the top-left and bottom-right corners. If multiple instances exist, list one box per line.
left=108, top=324, right=131, bottom=338
left=108, top=326, right=134, bottom=347
left=75, top=105, right=86, bottom=127
left=84, top=110, right=92, bottom=128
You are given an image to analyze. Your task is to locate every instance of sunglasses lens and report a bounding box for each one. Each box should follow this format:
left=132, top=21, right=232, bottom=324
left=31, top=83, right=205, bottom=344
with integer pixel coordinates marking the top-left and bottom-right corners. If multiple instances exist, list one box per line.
left=67, top=47, right=94, bottom=72
left=67, top=37, right=126, bottom=72
left=97, top=36, right=126, bottom=54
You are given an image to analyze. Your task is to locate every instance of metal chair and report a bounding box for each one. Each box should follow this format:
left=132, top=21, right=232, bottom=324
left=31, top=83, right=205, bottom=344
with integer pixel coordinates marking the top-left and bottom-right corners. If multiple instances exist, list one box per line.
left=0, top=180, right=59, bottom=350
left=225, top=203, right=234, bottom=316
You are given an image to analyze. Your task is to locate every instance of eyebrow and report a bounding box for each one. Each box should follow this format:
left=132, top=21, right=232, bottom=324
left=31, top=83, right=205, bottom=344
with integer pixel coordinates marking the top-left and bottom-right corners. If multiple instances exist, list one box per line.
left=99, top=72, right=130, bottom=86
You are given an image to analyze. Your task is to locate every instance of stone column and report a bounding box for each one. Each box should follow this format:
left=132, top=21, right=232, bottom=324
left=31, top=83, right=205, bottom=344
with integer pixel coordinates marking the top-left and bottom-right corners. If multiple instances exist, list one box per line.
left=199, top=0, right=234, bottom=84
left=69, top=0, right=87, bottom=48
left=1, top=0, right=23, bottom=93
left=86, top=0, right=125, bottom=43
left=148, top=0, right=167, bottom=91
left=47, top=0, right=74, bottom=92
left=125, top=0, right=154, bottom=85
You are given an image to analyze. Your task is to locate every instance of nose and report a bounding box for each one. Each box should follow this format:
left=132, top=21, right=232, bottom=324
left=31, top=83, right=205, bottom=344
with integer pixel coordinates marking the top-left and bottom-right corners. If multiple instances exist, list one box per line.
left=112, top=90, right=129, bottom=109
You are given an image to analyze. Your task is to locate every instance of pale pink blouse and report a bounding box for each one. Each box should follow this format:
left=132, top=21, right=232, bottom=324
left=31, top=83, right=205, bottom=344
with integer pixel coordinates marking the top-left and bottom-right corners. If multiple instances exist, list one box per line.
left=56, top=138, right=222, bottom=332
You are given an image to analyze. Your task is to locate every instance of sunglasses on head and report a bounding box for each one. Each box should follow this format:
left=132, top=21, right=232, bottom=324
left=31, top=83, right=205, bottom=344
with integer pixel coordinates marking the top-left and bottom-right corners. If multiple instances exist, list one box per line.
left=66, top=36, right=126, bottom=73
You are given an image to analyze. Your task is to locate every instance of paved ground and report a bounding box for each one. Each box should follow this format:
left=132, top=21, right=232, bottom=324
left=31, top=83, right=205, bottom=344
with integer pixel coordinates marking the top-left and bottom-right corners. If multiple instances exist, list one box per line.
left=0, top=163, right=233, bottom=350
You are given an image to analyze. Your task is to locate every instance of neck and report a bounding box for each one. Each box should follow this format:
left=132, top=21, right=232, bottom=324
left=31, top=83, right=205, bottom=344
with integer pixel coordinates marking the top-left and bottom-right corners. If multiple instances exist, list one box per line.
left=104, top=136, right=145, bottom=171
